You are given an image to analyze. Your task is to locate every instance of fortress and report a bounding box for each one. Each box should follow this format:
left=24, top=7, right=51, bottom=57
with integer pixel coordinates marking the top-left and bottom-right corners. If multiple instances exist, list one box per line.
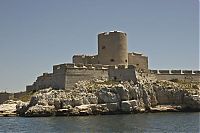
left=26, top=31, right=200, bottom=92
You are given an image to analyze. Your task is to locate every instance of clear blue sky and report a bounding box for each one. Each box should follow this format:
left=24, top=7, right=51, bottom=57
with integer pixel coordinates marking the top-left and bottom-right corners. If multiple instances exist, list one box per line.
left=0, top=0, right=199, bottom=92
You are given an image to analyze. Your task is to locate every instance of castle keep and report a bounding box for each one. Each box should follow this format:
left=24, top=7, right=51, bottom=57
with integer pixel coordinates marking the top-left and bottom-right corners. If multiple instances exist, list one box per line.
left=73, top=31, right=148, bottom=72
left=26, top=31, right=199, bottom=92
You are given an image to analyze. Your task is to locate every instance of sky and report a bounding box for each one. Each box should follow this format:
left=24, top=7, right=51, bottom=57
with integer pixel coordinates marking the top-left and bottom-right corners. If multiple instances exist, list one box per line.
left=0, top=0, right=199, bottom=92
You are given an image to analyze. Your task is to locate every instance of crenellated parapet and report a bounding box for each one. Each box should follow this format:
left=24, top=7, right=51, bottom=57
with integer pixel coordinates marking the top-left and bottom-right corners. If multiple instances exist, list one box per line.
left=53, top=63, right=110, bottom=71
left=150, top=70, right=200, bottom=75
left=53, top=63, right=136, bottom=72
left=150, top=69, right=200, bottom=83
left=72, top=54, right=98, bottom=65
left=107, top=64, right=135, bottom=70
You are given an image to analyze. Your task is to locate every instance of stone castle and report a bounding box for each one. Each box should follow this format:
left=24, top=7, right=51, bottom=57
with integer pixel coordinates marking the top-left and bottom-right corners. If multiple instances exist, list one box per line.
left=26, top=31, right=199, bottom=92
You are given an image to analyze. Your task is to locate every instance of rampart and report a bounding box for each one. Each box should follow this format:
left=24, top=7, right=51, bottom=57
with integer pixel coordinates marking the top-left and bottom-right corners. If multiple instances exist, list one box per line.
left=53, top=63, right=109, bottom=89
left=72, top=55, right=98, bottom=65
left=26, top=64, right=109, bottom=91
left=128, top=52, right=148, bottom=72
left=0, top=92, right=14, bottom=104
left=26, top=63, right=137, bottom=91
left=108, top=65, right=137, bottom=82
left=150, top=70, right=200, bottom=82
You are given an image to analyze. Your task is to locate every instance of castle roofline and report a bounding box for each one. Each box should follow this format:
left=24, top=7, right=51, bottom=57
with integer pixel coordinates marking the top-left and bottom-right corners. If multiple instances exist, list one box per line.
left=129, top=52, right=147, bottom=56
left=98, top=30, right=126, bottom=35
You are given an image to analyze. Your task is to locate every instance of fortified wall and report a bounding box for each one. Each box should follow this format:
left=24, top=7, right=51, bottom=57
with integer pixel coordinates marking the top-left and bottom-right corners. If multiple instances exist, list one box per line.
left=150, top=70, right=200, bottom=82
left=0, top=92, right=14, bottom=104
left=108, top=65, right=137, bottom=82
left=26, top=64, right=136, bottom=91
left=26, top=30, right=199, bottom=92
left=73, top=55, right=98, bottom=64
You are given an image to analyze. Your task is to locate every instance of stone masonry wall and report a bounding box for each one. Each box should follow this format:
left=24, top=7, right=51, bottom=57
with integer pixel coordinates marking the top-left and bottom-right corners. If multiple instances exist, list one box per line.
left=128, top=52, right=148, bottom=72
left=108, top=65, right=137, bottom=82
left=150, top=70, right=200, bottom=82
left=27, top=63, right=109, bottom=91
left=72, top=55, right=98, bottom=65
left=0, top=92, right=14, bottom=104
left=53, top=63, right=109, bottom=89
left=98, top=31, right=128, bottom=65
left=65, top=66, right=108, bottom=89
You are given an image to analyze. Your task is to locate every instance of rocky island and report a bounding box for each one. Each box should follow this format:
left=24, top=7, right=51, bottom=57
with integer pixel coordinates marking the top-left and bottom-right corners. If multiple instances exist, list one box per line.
left=0, top=31, right=199, bottom=117
left=0, top=73, right=199, bottom=117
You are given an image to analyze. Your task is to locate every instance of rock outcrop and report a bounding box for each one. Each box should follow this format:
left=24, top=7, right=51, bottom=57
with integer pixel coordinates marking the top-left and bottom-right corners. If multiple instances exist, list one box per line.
left=13, top=75, right=200, bottom=117
left=0, top=100, right=25, bottom=116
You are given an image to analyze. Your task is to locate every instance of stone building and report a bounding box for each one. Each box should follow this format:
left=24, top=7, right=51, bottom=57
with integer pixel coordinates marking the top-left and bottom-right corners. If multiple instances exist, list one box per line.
left=26, top=30, right=199, bottom=92
left=73, top=31, right=148, bottom=72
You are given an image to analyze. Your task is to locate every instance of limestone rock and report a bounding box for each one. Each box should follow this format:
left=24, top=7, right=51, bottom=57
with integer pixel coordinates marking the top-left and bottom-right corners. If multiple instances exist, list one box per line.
left=15, top=77, right=200, bottom=116
left=16, top=102, right=29, bottom=116
left=0, top=100, right=24, bottom=116
left=96, top=88, right=120, bottom=103
left=112, top=84, right=129, bottom=101
left=25, top=105, right=55, bottom=117
left=121, top=101, right=132, bottom=112
left=87, top=93, right=98, bottom=104
left=106, top=102, right=120, bottom=112
left=90, top=104, right=109, bottom=114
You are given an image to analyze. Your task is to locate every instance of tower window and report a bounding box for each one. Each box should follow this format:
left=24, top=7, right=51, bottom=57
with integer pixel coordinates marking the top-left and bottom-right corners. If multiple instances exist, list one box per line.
left=125, top=59, right=127, bottom=63
left=102, top=46, right=106, bottom=49
left=110, top=59, right=115, bottom=62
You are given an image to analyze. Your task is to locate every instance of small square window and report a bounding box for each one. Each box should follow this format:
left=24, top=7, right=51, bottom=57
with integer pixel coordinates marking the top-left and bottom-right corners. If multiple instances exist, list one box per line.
left=102, top=46, right=106, bottom=49
left=110, top=59, right=115, bottom=62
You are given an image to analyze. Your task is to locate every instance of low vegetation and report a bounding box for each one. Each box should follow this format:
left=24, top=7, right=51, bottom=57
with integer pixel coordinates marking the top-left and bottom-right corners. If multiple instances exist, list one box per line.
left=17, top=91, right=35, bottom=102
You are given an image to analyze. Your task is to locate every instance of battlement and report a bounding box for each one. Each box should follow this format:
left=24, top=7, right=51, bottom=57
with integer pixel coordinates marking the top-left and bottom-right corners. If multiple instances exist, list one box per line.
left=107, top=64, right=135, bottom=70
left=128, top=52, right=147, bottom=57
left=53, top=63, right=110, bottom=71
left=98, top=31, right=127, bottom=36
left=150, top=70, right=200, bottom=75
left=53, top=63, right=136, bottom=71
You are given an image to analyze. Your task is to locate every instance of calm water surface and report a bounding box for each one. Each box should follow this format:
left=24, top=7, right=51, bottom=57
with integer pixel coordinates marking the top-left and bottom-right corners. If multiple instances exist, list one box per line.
left=0, top=112, right=199, bottom=133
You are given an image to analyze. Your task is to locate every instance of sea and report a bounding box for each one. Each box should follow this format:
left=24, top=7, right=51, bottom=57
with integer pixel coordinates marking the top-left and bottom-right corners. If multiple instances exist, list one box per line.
left=0, top=112, right=199, bottom=133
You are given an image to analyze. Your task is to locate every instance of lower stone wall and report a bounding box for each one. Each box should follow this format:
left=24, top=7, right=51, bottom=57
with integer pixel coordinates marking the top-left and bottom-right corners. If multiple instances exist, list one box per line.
left=65, top=68, right=108, bottom=89
left=14, top=92, right=26, bottom=99
left=0, top=92, right=14, bottom=104
left=155, top=74, right=200, bottom=82
left=108, top=65, right=137, bottom=82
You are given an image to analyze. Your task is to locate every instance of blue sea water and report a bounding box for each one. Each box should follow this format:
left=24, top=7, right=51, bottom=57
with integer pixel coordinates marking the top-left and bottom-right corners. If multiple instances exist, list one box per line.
left=0, top=112, right=199, bottom=133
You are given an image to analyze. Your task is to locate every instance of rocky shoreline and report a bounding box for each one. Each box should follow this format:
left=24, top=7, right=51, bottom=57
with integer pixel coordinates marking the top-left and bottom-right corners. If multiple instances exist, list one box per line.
left=1, top=72, right=200, bottom=117
left=0, top=75, right=199, bottom=117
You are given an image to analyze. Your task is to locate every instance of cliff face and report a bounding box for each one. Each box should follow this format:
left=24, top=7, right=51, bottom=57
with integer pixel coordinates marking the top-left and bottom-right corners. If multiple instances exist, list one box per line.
left=16, top=77, right=200, bottom=116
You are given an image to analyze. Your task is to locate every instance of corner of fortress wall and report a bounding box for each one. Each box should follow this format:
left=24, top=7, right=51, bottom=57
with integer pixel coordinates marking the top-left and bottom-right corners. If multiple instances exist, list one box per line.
left=150, top=70, right=200, bottom=82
